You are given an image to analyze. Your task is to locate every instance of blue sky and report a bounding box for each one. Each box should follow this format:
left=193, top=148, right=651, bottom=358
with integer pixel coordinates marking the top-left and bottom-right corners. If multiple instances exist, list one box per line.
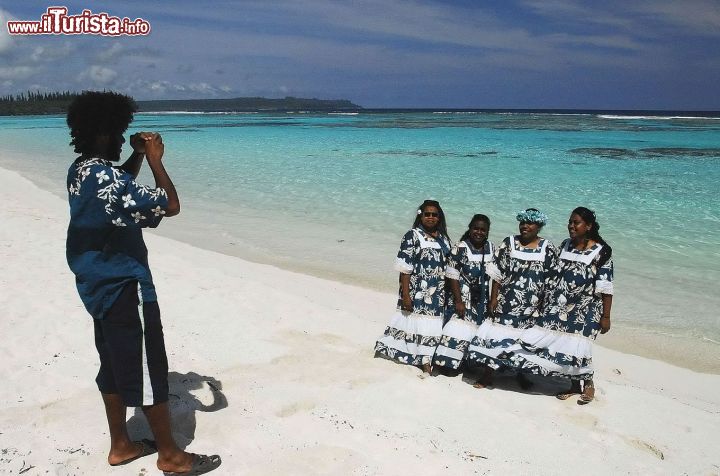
left=1, top=0, right=719, bottom=109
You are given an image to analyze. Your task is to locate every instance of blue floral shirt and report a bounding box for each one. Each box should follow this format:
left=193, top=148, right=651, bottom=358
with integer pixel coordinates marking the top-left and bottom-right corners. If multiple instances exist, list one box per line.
left=492, top=235, right=559, bottom=329
left=444, top=240, right=496, bottom=325
left=393, top=227, right=452, bottom=317
left=537, top=239, right=614, bottom=339
left=66, top=157, right=168, bottom=319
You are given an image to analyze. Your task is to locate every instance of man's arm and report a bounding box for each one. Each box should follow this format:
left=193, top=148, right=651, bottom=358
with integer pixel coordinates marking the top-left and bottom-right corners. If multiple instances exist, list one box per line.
left=119, top=133, right=154, bottom=177
left=145, top=134, right=180, bottom=217
left=119, top=151, right=144, bottom=177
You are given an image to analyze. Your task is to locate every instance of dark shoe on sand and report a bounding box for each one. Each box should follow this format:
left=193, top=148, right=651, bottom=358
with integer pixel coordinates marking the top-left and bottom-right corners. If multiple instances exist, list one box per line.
left=556, top=382, right=582, bottom=400
left=110, top=439, right=157, bottom=466
left=577, top=384, right=595, bottom=405
left=163, top=453, right=222, bottom=476
left=555, top=390, right=580, bottom=400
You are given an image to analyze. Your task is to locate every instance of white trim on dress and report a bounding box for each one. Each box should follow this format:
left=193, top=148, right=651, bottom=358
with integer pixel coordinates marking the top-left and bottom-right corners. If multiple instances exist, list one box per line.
left=509, top=236, right=548, bottom=262
left=559, top=241, right=603, bottom=265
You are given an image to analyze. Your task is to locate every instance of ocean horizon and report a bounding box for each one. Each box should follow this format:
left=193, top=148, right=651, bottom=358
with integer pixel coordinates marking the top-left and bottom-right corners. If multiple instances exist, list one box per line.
left=1, top=110, right=718, bottom=373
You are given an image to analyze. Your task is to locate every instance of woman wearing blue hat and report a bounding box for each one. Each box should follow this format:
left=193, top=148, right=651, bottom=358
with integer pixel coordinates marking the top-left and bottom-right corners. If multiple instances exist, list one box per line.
left=515, top=207, right=614, bottom=404
left=467, top=208, right=559, bottom=389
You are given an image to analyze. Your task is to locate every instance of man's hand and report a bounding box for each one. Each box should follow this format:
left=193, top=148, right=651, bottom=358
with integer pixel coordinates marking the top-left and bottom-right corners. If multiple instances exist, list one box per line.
left=145, top=133, right=164, bottom=162
left=130, top=132, right=154, bottom=154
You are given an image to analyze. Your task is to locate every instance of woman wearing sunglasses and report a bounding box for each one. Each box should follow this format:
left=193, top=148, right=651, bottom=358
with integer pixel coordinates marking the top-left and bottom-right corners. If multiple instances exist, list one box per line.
left=467, top=208, right=559, bottom=389
left=375, top=200, right=452, bottom=377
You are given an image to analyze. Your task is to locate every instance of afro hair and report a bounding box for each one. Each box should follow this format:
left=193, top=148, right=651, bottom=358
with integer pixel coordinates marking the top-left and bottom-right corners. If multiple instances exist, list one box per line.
left=67, top=91, right=137, bottom=154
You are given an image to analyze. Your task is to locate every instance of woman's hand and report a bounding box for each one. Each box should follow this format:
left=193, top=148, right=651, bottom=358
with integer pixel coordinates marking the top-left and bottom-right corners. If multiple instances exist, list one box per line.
left=401, top=295, right=413, bottom=312
left=600, top=295, right=613, bottom=334
left=488, top=298, right=497, bottom=317
left=600, top=315, right=611, bottom=334
left=455, top=301, right=466, bottom=318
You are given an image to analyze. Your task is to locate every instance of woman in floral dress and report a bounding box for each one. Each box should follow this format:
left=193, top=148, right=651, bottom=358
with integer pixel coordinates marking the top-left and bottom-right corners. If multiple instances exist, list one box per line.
left=467, top=208, right=558, bottom=389
left=433, top=214, right=495, bottom=371
left=375, top=200, right=452, bottom=376
left=515, top=207, right=613, bottom=404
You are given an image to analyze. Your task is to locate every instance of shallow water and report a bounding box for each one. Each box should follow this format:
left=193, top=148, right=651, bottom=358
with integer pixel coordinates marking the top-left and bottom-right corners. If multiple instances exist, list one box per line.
left=2, top=111, right=719, bottom=371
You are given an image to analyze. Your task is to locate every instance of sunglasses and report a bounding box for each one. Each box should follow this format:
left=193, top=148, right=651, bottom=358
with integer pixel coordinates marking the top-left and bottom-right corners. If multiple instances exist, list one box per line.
left=423, top=212, right=439, bottom=218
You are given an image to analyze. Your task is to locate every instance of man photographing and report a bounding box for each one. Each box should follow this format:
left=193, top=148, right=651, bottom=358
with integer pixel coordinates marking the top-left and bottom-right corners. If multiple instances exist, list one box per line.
left=65, top=91, right=220, bottom=475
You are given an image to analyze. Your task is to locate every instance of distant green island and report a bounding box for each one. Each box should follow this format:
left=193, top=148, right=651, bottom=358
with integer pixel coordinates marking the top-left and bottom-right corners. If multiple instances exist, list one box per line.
left=138, top=97, right=361, bottom=112
left=0, top=91, right=362, bottom=115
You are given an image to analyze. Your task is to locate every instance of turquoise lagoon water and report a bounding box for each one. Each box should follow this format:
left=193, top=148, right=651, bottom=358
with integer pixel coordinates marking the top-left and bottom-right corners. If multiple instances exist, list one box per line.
left=1, top=112, right=719, bottom=371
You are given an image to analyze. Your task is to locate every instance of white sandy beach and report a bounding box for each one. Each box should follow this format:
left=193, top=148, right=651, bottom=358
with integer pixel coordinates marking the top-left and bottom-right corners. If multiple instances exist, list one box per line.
left=1, top=164, right=719, bottom=476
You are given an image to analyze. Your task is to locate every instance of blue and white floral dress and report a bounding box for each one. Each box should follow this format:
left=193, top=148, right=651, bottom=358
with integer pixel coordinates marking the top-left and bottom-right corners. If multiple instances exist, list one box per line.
left=514, top=239, right=614, bottom=380
left=467, top=235, right=558, bottom=370
left=375, top=227, right=451, bottom=367
left=433, top=240, right=495, bottom=370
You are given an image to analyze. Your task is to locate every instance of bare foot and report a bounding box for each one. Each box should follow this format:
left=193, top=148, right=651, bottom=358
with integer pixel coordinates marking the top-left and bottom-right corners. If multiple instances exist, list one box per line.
left=417, top=363, right=432, bottom=379
left=157, top=450, right=195, bottom=473
left=472, top=367, right=494, bottom=389
left=159, top=453, right=222, bottom=474
left=108, top=439, right=156, bottom=466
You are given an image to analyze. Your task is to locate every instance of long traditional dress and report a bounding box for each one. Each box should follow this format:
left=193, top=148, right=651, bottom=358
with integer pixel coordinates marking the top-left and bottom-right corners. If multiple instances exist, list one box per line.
left=433, top=240, right=495, bottom=370
left=514, top=239, right=614, bottom=380
left=467, top=235, right=558, bottom=370
left=375, top=227, right=451, bottom=366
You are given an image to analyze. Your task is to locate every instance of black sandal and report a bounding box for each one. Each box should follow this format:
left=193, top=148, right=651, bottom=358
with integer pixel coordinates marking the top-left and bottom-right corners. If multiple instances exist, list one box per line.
left=577, top=382, right=595, bottom=405
left=163, top=454, right=222, bottom=475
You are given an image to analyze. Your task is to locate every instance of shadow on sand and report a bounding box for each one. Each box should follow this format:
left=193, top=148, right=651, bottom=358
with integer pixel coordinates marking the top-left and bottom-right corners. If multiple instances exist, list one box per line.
left=127, top=371, right=228, bottom=449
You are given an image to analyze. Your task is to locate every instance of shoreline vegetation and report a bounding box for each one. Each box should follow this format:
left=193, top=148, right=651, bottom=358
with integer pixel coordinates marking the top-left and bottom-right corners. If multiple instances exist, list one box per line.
left=2, top=91, right=719, bottom=116
left=0, top=91, right=362, bottom=115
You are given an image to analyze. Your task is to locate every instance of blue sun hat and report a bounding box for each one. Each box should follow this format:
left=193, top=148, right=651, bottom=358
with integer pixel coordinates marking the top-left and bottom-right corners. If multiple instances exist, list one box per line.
left=516, top=208, right=548, bottom=226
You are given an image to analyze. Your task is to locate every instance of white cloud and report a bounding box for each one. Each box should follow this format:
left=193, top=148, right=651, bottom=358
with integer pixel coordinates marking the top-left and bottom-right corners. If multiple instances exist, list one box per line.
left=0, top=8, right=15, bottom=54
left=188, top=82, right=220, bottom=95
left=30, top=43, right=72, bottom=62
left=631, top=0, right=720, bottom=35
left=96, top=43, right=124, bottom=62
left=79, top=65, right=118, bottom=84
left=523, top=0, right=720, bottom=37
left=153, top=2, right=652, bottom=80
left=124, top=79, right=229, bottom=98
left=0, top=65, right=37, bottom=80
left=521, top=0, right=636, bottom=31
